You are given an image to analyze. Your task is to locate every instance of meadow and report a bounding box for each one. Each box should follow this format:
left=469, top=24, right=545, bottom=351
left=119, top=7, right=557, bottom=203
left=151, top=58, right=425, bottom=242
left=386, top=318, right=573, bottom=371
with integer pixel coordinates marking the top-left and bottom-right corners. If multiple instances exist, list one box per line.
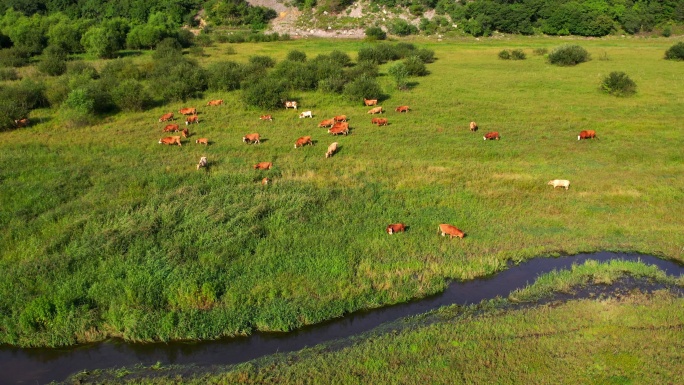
left=1, top=36, right=683, bottom=348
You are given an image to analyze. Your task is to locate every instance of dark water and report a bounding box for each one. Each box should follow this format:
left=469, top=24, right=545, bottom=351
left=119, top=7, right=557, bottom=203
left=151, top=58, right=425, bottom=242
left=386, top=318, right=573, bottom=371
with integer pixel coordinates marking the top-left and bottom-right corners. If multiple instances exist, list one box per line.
left=1, top=252, right=682, bottom=385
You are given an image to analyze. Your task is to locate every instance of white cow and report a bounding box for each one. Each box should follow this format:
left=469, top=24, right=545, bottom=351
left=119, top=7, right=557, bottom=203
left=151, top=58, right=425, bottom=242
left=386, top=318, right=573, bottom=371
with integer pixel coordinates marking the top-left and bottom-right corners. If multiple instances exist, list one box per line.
left=299, top=110, right=313, bottom=118
left=197, top=156, right=208, bottom=170
left=284, top=101, right=298, bottom=109
left=547, top=179, right=570, bottom=190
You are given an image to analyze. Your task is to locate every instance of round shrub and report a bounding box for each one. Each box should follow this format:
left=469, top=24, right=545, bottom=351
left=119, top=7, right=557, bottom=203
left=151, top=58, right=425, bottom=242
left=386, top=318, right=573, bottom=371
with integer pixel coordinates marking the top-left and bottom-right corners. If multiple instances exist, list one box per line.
left=511, top=49, right=526, bottom=60
left=364, top=26, right=386, bottom=41
left=345, top=60, right=379, bottom=79
left=416, top=48, right=435, bottom=63
left=664, top=42, right=684, bottom=61
left=547, top=45, right=590, bottom=66
left=241, top=77, right=287, bottom=109
left=0, top=88, right=30, bottom=131
left=60, top=88, right=95, bottom=127
left=0, top=47, right=31, bottom=67
left=286, top=50, right=307, bottom=62
left=149, top=58, right=208, bottom=102
left=37, top=45, right=68, bottom=76
left=272, top=60, right=317, bottom=91
left=403, top=56, right=427, bottom=76
left=498, top=50, right=511, bottom=60
left=343, top=75, right=382, bottom=102
left=388, top=61, right=409, bottom=90
left=329, top=50, right=352, bottom=67
left=153, top=38, right=183, bottom=60
left=249, top=55, right=276, bottom=69
left=600, top=71, right=636, bottom=97
left=207, top=61, right=246, bottom=91
left=111, top=79, right=151, bottom=111
left=67, top=61, right=98, bottom=79
left=388, top=19, right=419, bottom=37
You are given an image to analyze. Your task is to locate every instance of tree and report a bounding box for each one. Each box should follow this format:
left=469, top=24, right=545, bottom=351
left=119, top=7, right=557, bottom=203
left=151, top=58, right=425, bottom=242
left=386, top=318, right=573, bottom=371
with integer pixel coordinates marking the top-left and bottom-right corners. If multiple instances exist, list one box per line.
left=37, top=44, right=67, bottom=76
left=81, top=22, right=126, bottom=58
left=388, top=61, right=409, bottom=90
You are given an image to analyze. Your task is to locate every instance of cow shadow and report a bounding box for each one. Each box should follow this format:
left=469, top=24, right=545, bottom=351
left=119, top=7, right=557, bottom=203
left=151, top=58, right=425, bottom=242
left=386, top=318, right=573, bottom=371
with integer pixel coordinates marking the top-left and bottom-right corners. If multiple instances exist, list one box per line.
left=405, top=81, right=419, bottom=90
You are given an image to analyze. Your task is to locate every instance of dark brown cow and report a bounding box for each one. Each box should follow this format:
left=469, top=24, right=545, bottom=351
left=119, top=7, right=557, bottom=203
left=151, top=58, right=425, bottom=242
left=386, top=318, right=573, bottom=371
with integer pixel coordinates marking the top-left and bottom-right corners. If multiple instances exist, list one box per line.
left=438, top=224, right=465, bottom=239
left=483, top=131, right=500, bottom=140
left=284, top=101, right=298, bottom=109
left=363, top=98, right=378, bottom=106
left=243, top=133, right=261, bottom=144
left=367, top=107, right=383, bottom=114
left=163, top=124, right=180, bottom=132
left=253, top=162, right=272, bottom=170
left=371, top=118, right=388, bottom=126
left=196, top=138, right=209, bottom=145
left=185, top=115, right=199, bottom=125
left=159, top=136, right=182, bottom=146
left=179, top=107, right=196, bottom=115
left=386, top=223, right=406, bottom=234
left=578, top=130, right=598, bottom=140
left=159, top=113, right=174, bottom=123
left=206, top=100, right=223, bottom=106
left=260, top=115, right=273, bottom=121
left=318, top=118, right=335, bottom=128
left=14, top=118, right=29, bottom=127
left=469, top=121, right=478, bottom=132
left=395, top=105, right=410, bottom=113
left=334, top=115, right=347, bottom=122
left=294, top=136, right=313, bottom=148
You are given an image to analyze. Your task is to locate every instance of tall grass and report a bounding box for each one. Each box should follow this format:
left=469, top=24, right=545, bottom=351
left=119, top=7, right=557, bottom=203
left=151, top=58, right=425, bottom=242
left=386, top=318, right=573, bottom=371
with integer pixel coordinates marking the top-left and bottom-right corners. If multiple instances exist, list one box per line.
left=1, top=37, right=683, bottom=347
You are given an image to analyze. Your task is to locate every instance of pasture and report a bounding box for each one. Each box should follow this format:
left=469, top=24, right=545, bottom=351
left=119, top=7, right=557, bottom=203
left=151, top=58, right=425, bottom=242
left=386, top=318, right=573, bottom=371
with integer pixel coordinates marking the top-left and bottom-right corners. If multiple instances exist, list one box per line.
left=1, top=36, right=683, bottom=347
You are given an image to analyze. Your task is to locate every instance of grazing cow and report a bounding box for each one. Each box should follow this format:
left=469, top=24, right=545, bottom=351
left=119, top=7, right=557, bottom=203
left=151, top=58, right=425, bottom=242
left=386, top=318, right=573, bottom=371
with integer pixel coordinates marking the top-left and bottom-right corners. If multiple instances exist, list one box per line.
left=294, top=136, right=313, bottom=148
left=181, top=127, right=189, bottom=138
left=196, top=138, right=209, bottom=145
left=284, top=101, right=298, bottom=109
left=318, top=118, right=335, bottom=128
left=243, top=133, right=261, bottom=144
left=547, top=179, right=570, bottom=190
left=578, top=130, right=598, bottom=140
left=395, top=105, right=410, bottom=113
left=260, top=115, right=273, bottom=121
left=206, top=100, right=223, bottom=106
left=469, top=121, right=478, bottom=132
left=185, top=115, right=199, bottom=125
left=438, top=224, right=465, bottom=239
left=325, top=142, right=338, bottom=158
left=159, top=136, right=182, bottom=146
left=334, top=115, right=347, bottom=122
left=163, top=124, right=180, bottom=133
left=14, top=118, right=29, bottom=127
left=364, top=98, right=378, bottom=106
left=299, top=110, right=313, bottom=118
left=483, top=131, right=500, bottom=140
left=386, top=223, right=406, bottom=234
left=179, top=107, right=196, bottom=115
left=159, top=113, right=174, bottom=122
left=197, top=156, right=208, bottom=170
left=367, top=107, right=384, bottom=114
left=254, top=162, right=272, bottom=170
left=262, top=177, right=270, bottom=185
left=328, top=122, right=349, bottom=136
left=371, top=118, right=388, bottom=126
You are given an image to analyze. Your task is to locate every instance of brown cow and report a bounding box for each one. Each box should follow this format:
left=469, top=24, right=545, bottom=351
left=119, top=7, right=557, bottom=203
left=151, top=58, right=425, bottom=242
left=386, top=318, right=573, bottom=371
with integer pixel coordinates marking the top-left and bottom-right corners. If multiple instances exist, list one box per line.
left=196, top=138, right=209, bottom=145
left=363, top=98, right=378, bottom=106
left=284, top=101, right=298, bottom=109
left=395, top=105, right=410, bottom=113
left=163, top=124, right=180, bottom=132
left=185, top=115, right=199, bottom=125
left=372, top=118, right=388, bottom=126
left=260, top=115, right=273, bottom=121
left=438, top=224, right=465, bottom=239
left=254, top=162, right=272, bottom=170
left=325, top=142, right=338, bottom=158
left=181, top=127, right=189, bottom=138
left=578, top=130, right=598, bottom=140
left=367, top=107, right=384, bottom=114
left=159, top=113, right=174, bottom=123
left=328, top=122, right=349, bottom=136
left=206, top=100, right=223, bottom=106
left=386, top=223, right=406, bottom=234
left=243, top=133, right=261, bottom=144
left=483, top=132, right=500, bottom=140
left=294, top=136, right=313, bottom=148
left=334, top=115, right=347, bottom=122
left=318, top=118, right=335, bottom=128
left=14, top=118, right=29, bottom=127
left=159, top=136, right=182, bottom=146
left=469, top=121, right=478, bottom=132
left=179, top=107, right=196, bottom=115
left=262, top=177, right=270, bottom=185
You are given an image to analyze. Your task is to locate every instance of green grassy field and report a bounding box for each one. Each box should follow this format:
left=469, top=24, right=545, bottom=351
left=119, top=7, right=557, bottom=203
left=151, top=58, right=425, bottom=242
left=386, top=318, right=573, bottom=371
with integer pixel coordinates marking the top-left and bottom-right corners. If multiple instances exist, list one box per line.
left=1, top=36, right=683, bottom=347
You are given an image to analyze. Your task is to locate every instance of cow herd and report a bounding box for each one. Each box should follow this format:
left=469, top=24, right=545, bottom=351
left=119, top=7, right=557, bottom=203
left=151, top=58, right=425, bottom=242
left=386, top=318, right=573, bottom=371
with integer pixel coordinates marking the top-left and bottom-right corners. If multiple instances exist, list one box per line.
left=155, top=97, right=599, bottom=240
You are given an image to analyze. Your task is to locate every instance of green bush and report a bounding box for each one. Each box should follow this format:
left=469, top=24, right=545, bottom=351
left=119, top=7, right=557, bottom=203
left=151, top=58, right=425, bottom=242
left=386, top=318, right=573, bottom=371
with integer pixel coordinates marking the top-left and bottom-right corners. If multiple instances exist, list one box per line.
left=12, top=79, right=48, bottom=110
left=664, top=42, right=684, bottom=61
left=0, top=68, right=19, bottom=81
left=364, top=26, right=386, bottom=41
left=38, top=45, right=68, bottom=76
left=329, top=50, right=352, bottom=67
left=0, top=47, right=31, bottom=67
left=176, top=29, right=195, bottom=48
left=59, top=88, right=96, bottom=127
left=149, top=58, right=208, bottom=102
left=403, top=56, right=428, bottom=76
left=153, top=38, right=183, bottom=60
left=343, top=75, right=382, bottom=102
left=67, top=61, right=99, bottom=79
left=345, top=60, right=379, bottom=79
left=111, top=79, right=151, bottom=111
left=358, top=44, right=400, bottom=64
left=249, top=55, right=276, bottom=69
left=548, top=45, right=590, bottom=66
left=416, top=48, right=436, bottom=63
left=388, top=19, right=419, bottom=36
left=0, top=87, right=30, bottom=131
left=286, top=50, right=307, bottom=62
left=241, top=76, right=287, bottom=109
left=498, top=50, right=511, bottom=60
left=189, top=46, right=205, bottom=57
left=272, top=60, right=317, bottom=91
left=511, top=49, right=526, bottom=60
left=207, top=61, right=247, bottom=91
left=195, top=33, right=213, bottom=47
left=388, top=61, right=409, bottom=90
left=600, top=71, right=637, bottom=97
left=100, top=58, right=143, bottom=83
